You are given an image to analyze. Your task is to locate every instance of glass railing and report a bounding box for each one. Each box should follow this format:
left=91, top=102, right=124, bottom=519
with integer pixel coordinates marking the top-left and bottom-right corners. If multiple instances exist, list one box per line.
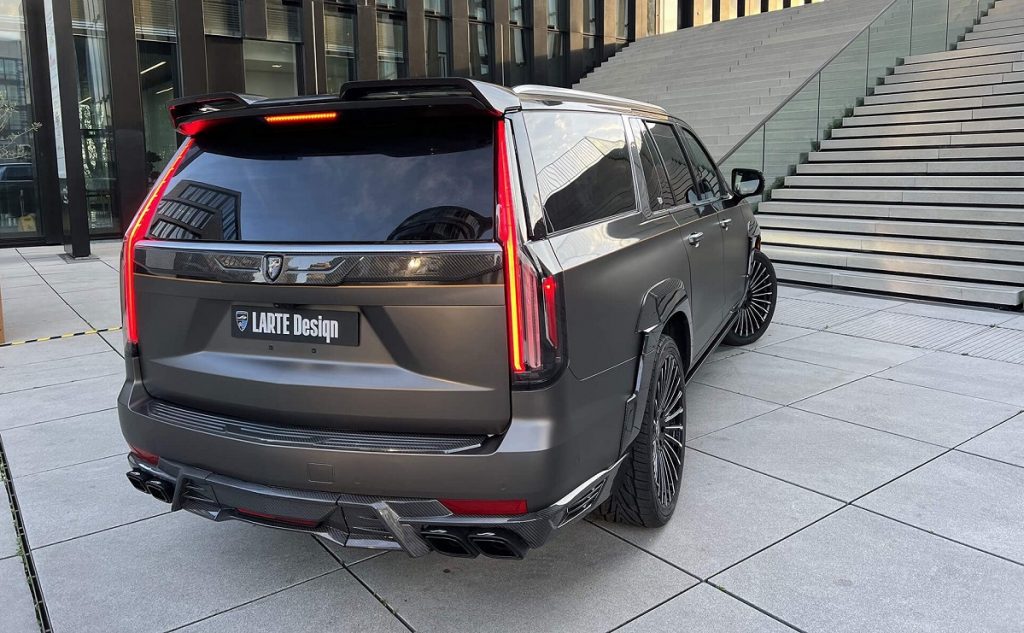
left=720, top=0, right=998, bottom=203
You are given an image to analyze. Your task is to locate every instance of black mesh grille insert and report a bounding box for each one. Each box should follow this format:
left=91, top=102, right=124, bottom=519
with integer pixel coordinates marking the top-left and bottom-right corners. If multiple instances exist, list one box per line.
left=145, top=400, right=488, bottom=454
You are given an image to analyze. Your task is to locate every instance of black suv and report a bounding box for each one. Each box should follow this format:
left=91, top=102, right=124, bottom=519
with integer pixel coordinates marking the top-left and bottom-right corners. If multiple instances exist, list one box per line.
left=119, top=79, right=777, bottom=559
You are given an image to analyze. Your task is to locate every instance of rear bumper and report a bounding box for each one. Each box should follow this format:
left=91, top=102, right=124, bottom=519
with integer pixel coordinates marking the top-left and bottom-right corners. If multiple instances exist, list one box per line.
left=126, top=451, right=623, bottom=557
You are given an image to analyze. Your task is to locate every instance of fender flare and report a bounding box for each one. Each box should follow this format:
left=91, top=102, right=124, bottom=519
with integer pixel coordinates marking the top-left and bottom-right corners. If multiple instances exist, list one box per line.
left=618, top=279, right=692, bottom=455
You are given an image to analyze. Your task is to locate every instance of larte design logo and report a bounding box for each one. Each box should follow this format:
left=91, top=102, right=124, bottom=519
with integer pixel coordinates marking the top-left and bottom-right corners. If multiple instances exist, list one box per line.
left=234, top=307, right=344, bottom=344
left=235, top=310, right=249, bottom=332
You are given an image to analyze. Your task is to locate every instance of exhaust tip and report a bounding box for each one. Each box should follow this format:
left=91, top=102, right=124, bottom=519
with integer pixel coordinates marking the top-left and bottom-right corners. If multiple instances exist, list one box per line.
left=126, top=470, right=149, bottom=493
left=468, top=530, right=528, bottom=560
left=421, top=529, right=478, bottom=558
left=144, top=479, right=174, bottom=504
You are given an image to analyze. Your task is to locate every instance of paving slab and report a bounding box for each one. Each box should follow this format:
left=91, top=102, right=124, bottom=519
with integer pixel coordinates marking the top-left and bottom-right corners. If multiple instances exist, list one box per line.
left=776, top=284, right=817, bottom=299
left=15, top=455, right=168, bottom=548
left=317, top=538, right=395, bottom=566
left=1001, top=315, right=1024, bottom=330
left=795, top=376, right=1019, bottom=447
left=795, top=290, right=905, bottom=310
left=832, top=312, right=988, bottom=350
left=0, top=484, right=18, bottom=560
left=178, top=569, right=407, bottom=633
left=686, top=383, right=780, bottom=440
left=942, top=326, right=1024, bottom=364
left=0, top=335, right=111, bottom=368
left=707, top=346, right=748, bottom=363
left=33, top=512, right=340, bottom=633
left=735, top=322, right=815, bottom=350
left=59, top=287, right=122, bottom=329
left=772, top=298, right=874, bottom=330
left=877, top=351, right=1024, bottom=407
left=885, top=301, right=1018, bottom=326
left=598, top=451, right=840, bottom=579
left=690, top=407, right=944, bottom=501
left=617, top=583, right=794, bottom=633
left=714, top=507, right=1024, bottom=633
left=0, top=373, right=122, bottom=431
left=857, top=450, right=1024, bottom=564
left=959, top=412, right=1024, bottom=468
left=694, top=353, right=862, bottom=405
left=754, top=331, right=929, bottom=374
left=1, top=409, right=126, bottom=478
left=350, top=521, right=697, bottom=633
left=0, top=557, right=38, bottom=633
left=99, top=331, right=125, bottom=356
left=0, top=351, right=123, bottom=395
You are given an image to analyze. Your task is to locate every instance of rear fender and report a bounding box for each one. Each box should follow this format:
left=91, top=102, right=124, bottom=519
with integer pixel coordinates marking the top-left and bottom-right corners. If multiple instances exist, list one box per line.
left=618, top=279, right=691, bottom=454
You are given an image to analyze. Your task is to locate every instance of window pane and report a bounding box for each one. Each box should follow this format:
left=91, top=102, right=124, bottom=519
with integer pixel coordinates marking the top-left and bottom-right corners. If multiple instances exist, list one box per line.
left=469, top=0, right=490, bottom=22
left=508, top=27, right=530, bottom=86
left=647, top=122, right=696, bottom=205
left=629, top=119, right=672, bottom=211
left=326, top=55, right=356, bottom=92
left=377, top=14, right=407, bottom=79
left=679, top=129, right=723, bottom=201
left=425, top=18, right=451, bottom=77
left=424, top=0, right=450, bottom=15
left=133, top=0, right=177, bottom=41
left=468, top=22, right=492, bottom=80
left=546, top=0, right=566, bottom=29
left=243, top=39, right=298, bottom=98
left=160, top=117, right=496, bottom=243
left=509, top=0, right=528, bottom=25
left=525, top=112, right=635, bottom=231
left=582, top=0, right=596, bottom=34
left=378, top=0, right=405, bottom=10
left=615, top=0, right=628, bottom=38
left=0, top=0, right=41, bottom=241
left=582, top=35, right=597, bottom=73
left=138, top=40, right=179, bottom=183
left=267, top=0, right=302, bottom=42
left=325, top=9, right=357, bottom=91
left=546, top=31, right=565, bottom=87
left=203, top=0, right=241, bottom=37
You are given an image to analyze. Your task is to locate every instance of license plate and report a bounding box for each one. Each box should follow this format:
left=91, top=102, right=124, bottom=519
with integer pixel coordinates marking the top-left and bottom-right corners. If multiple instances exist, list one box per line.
left=231, top=306, right=359, bottom=346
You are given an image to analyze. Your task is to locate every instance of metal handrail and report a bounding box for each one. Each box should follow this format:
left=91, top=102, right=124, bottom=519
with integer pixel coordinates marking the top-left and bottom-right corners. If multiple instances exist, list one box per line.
left=719, top=0, right=989, bottom=163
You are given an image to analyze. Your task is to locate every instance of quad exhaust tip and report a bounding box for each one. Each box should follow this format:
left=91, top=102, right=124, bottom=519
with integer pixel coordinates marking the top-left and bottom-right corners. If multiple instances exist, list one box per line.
left=421, top=527, right=528, bottom=560
left=126, top=470, right=174, bottom=504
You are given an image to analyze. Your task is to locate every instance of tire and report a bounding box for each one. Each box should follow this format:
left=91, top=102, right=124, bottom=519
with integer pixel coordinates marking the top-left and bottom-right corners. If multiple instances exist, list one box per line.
left=597, top=335, right=686, bottom=528
left=724, top=250, right=778, bottom=347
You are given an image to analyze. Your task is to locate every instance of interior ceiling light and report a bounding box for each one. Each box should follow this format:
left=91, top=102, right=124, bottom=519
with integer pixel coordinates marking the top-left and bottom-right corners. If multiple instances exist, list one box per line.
left=140, top=61, right=167, bottom=75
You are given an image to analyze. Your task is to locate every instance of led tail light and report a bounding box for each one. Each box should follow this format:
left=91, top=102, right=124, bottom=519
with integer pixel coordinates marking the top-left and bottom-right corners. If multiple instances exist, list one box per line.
left=263, top=111, right=338, bottom=125
left=129, top=446, right=159, bottom=466
left=122, top=138, right=194, bottom=345
left=495, top=121, right=564, bottom=387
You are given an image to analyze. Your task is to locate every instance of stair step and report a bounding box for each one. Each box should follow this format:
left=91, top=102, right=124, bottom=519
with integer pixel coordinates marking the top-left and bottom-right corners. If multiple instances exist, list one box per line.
left=771, top=187, right=1024, bottom=206
left=808, top=145, right=1024, bottom=161
left=795, top=159, right=1024, bottom=174
left=830, top=118, right=1024, bottom=137
left=770, top=262, right=1024, bottom=306
left=885, top=61, right=1019, bottom=84
left=818, top=131, right=1024, bottom=150
left=855, top=92, right=1024, bottom=116
left=874, top=70, right=1024, bottom=95
left=762, top=229, right=1024, bottom=263
left=903, top=39, right=1024, bottom=66
left=758, top=214, right=1024, bottom=242
left=843, top=104, right=1024, bottom=127
left=757, top=200, right=1024, bottom=224
left=784, top=174, right=1024, bottom=189
left=863, top=80, right=1024, bottom=107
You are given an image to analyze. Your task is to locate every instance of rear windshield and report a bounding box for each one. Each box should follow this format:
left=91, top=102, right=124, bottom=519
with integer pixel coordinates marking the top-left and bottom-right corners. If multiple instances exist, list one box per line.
left=151, top=116, right=495, bottom=243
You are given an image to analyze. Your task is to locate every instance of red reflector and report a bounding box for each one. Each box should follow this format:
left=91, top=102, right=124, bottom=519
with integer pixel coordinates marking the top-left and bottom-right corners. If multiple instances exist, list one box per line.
left=542, top=276, right=558, bottom=347
left=263, top=111, right=338, bottom=125
left=129, top=446, right=159, bottom=466
left=122, top=138, right=195, bottom=344
left=440, top=499, right=528, bottom=516
left=236, top=508, right=320, bottom=528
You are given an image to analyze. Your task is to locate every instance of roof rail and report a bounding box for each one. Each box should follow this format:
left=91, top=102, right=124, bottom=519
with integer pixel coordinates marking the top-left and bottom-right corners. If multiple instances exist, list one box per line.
left=512, top=85, right=667, bottom=116
left=338, top=78, right=520, bottom=113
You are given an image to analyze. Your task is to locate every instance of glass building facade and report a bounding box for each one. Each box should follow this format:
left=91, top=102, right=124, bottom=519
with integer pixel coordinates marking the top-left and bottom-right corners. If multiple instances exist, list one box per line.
left=1, top=0, right=819, bottom=251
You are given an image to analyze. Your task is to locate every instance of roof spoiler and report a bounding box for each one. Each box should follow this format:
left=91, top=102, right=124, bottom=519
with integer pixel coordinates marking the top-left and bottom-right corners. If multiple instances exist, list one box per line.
left=166, top=79, right=521, bottom=135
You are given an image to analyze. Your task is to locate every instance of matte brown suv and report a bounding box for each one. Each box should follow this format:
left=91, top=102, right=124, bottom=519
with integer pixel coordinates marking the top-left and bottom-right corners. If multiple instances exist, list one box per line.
left=118, top=79, right=777, bottom=559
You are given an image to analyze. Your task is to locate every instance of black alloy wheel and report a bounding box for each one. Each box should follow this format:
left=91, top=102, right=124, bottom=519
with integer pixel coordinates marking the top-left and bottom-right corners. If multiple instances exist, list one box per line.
left=724, top=250, right=777, bottom=346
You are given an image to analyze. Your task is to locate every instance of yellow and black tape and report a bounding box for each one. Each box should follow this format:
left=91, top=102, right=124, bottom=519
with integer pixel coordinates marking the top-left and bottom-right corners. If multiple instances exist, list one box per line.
left=0, top=326, right=122, bottom=348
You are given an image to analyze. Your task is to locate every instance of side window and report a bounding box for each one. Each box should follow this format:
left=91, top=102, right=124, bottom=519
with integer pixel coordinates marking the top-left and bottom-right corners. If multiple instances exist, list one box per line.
left=678, top=128, right=724, bottom=202
left=524, top=111, right=636, bottom=231
left=646, top=123, right=697, bottom=206
left=629, top=119, right=673, bottom=211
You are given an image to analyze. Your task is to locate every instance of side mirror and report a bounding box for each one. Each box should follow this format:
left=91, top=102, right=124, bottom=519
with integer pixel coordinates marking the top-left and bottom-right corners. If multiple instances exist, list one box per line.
left=732, top=168, right=765, bottom=199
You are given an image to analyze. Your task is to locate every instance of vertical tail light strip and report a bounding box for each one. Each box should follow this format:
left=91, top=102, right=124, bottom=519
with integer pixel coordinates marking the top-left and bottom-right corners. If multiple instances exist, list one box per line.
left=496, top=120, right=525, bottom=373
left=122, top=138, right=195, bottom=344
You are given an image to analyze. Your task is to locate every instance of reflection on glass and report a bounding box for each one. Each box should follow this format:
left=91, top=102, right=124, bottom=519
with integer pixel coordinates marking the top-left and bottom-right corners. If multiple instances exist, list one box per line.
left=267, top=0, right=302, bottom=42
left=615, top=0, right=628, bottom=38
left=523, top=111, right=635, bottom=231
left=547, top=31, right=565, bottom=87
left=818, top=30, right=867, bottom=141
left=508, top=27, right=531, bottom=86
left=133, top=0, right=177, bottom=41
left=425, top=18, right=451, bottom=76
left=326, top=9, right=357, bottom=91
left=425, top=0, right=450, bottom=14
left=582, top=35, right=597, bottom=74
left=73, top=0, right=119, bottom=235
left=469, top=22, right=492, bottom=80
left=547, top=0, right=566, bottom=30
left=867, top=0, right=911, bottom=87
left=910, top=0, right=946, bottom=55
left=0, top=0, right=41, bottom=240
left=469, top=0, right=490, bottom=21
left=202, top=0, right=242, bottom=37
left=582, top=0, right=596, bottom=34
left=510, top=0, right=527, bottom=24
left=138, top=41, right=179, bottom=184
left=243, top=39, right=299, bottom=97
left=377, top=13, right=408, bottom=79
left=763, top=76, right=818, bottom=193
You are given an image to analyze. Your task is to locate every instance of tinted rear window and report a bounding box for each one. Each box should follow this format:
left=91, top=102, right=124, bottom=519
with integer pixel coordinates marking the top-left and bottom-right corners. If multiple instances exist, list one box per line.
left=150, top=117, right=495, bottom=243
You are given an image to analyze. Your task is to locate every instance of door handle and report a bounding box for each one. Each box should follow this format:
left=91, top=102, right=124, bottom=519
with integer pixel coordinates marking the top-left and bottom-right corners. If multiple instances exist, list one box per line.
left=719, top=218, right=732, bottom=230
left=687, top=232, right=704, bottom=247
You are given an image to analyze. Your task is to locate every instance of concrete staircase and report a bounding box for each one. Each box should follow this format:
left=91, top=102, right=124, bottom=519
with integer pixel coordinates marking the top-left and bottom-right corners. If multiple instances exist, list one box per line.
left=574, top=0, right=893, bottom=159
left=762, top=0, right=1024, bottom=307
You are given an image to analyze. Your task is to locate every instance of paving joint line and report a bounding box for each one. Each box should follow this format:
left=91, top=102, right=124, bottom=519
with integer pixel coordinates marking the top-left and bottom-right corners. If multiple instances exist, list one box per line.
left=0, top=326, right=122, bottom=349
left=315, top=539, right=416, bottom=632
left=0, top=434, right=53, bottom=633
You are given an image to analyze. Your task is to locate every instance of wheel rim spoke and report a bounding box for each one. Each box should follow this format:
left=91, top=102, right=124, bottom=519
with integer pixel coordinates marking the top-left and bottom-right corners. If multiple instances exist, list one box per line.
left=733, top=258, right=774, bottom=340
left=651, top=351, right=685, bottom=511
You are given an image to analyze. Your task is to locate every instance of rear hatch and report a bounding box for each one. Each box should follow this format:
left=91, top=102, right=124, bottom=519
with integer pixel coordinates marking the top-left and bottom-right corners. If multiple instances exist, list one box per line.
left=130, top=111, right=511, bottom=435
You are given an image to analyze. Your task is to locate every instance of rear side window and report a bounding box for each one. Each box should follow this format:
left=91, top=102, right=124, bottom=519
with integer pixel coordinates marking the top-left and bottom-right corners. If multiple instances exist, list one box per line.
left=149, top=117, right=495, bottom=243
left=646, top=123, right=697, bottom=205
left=678, top=128, right=723, bottom=202
left=524, top=111, right=635, bottom=232
left=629, top=119, right=674, bottom=212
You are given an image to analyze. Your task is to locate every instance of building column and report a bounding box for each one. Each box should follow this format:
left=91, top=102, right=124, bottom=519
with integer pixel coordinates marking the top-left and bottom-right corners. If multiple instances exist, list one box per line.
left=452, top=0, right=470, bottom=77
left=105, top=0, right=148, bottom=232
left=406, top=0, right=427, bottom=77
left=244, top=0, right=269, bottom=40
left=302, top=0, right=325, bottom=93
left=692, top=0, right=712, bottom=26
left=24, top=0, right=62, bottom=244
left=356, top=1, right=379, bottom=80
left=767, top=0, right=783, bottom=10
left=744, top=0, right=760, bottom=14
left=719, top=0, right=737, bottom=19
left=177, top=0, right=209, bottom=96
left=493, top=0, right=510, bottom=84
